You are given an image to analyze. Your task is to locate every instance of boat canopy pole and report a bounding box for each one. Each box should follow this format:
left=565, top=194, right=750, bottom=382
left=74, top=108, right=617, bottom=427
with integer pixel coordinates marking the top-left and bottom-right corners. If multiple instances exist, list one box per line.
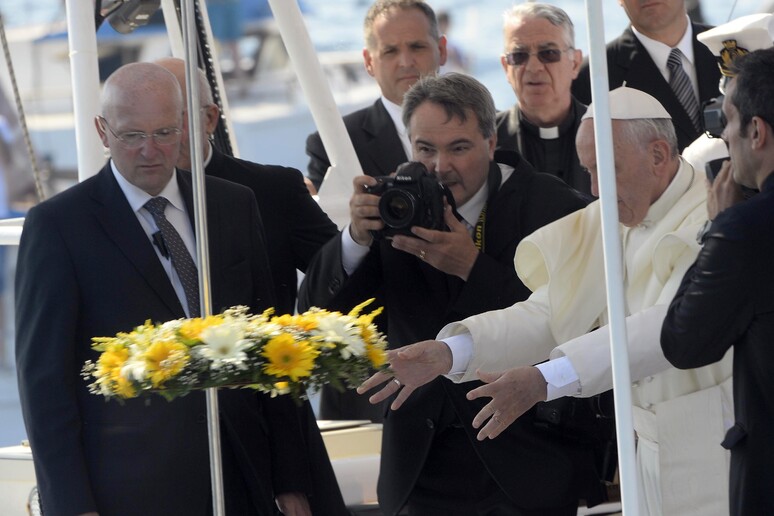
left=585, top=0, right=639, bottom=513
left=268, top=0, right=364, bottom=228
left=65, top=0, right=106, bottom=182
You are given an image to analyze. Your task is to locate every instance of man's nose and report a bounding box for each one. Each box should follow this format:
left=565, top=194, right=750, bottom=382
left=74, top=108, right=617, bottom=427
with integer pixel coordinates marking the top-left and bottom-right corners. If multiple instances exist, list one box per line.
left=398, top=49, right=414, bottom=67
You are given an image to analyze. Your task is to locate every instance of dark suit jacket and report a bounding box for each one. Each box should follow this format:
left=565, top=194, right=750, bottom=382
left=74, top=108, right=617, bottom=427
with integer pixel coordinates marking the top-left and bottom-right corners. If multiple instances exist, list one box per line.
left=661, top=172, right=774, bottom=516
left=299, top=151, right=599, bottom=514
left=203, top=149, right=347, bottom=514
left=15, top=166, right=314, bottom=516
left=306, top=98, right=408, bottom=190
left=572, top=23, right=721, bottom=152
left=496, top=96, right=592, bottom=196
left=205, top=148, right=339, bottom=315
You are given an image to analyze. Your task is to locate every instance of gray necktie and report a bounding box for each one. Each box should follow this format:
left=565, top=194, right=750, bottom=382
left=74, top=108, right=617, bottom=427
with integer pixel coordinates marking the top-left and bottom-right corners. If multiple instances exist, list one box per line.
left=667, top=48, right=701, bottom=132
left=144, top=196, right=200, bottom=317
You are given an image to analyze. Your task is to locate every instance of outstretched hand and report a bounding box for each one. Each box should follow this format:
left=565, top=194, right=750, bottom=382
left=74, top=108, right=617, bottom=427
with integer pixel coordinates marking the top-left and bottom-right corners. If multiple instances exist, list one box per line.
left=467, top=366, right=547, bottom=440
left=357, top=340, right=453, bottom=410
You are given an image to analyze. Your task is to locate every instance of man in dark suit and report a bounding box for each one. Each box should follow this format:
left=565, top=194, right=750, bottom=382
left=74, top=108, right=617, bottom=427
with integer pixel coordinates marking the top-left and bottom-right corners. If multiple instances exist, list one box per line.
left=306, top=0, right=447, bottom=422
left=572, top=0, right=720, bottom=152
left=497, top=3, right=591, bottom=196
left=661, top=47, right=774, bottom=516
left=300, top=73, right=599, bottom=516
left=155, top=57, right=347, bottom=515
left=14, top=63, right=317, bottom=516
left=305, top=0, right=447, bottom=191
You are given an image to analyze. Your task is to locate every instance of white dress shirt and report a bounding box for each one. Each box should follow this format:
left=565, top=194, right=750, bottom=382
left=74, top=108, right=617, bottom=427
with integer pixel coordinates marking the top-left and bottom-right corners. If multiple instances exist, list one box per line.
left=111, top=162, right=198, bottom=317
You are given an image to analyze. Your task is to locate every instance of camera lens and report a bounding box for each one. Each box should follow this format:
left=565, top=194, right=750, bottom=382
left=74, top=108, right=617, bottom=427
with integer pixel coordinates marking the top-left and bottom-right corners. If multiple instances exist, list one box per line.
left=380, top=190, right=417, bottom=228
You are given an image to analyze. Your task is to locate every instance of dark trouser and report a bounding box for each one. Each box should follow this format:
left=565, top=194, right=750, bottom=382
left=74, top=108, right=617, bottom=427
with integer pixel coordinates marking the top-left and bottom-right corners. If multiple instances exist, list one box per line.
left=404, top=403, right=578, bottom=516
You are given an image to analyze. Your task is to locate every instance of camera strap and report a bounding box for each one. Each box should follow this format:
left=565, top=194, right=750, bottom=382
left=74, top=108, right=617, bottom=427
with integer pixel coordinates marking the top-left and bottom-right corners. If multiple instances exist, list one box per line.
left=474, top=203, right=487, bottom=252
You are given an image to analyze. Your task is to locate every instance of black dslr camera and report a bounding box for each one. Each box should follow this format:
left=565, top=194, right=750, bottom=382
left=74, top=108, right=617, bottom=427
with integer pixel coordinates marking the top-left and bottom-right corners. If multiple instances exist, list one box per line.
left=364, top=161, right=454, bottom=239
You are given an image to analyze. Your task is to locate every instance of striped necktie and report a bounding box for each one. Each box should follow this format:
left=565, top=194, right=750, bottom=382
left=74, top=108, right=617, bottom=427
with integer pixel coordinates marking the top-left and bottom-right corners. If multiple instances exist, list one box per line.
left=667, top=48, right=701, bottom=132
left=144, top=196, right=201, bottom=317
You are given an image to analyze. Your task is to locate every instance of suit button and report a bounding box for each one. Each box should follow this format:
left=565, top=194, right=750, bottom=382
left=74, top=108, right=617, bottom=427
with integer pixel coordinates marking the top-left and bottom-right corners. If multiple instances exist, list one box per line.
left=425, top=419, right=434, bottom=429
left=196, top=414, right=207, bottom=423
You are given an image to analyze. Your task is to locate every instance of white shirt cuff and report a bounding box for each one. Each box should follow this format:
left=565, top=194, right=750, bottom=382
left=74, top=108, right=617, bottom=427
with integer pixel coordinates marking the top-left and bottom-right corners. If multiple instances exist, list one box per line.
left=341, top=223, right=371, bottom=276
left=442, top=333, right=473, bottom=375
left=535, top=356, right=581, bottom=401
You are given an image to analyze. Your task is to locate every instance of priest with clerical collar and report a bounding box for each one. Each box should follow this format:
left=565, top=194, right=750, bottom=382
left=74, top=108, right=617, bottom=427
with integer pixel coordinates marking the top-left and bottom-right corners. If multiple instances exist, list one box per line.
left=495, top=3, right=592, bottom=197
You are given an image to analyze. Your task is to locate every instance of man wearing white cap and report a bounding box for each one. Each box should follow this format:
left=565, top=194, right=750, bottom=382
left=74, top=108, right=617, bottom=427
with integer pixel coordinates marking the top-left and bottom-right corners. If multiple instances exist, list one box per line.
left=682, top=13, right=774, bottom=179
left=360, top=86, right=733, bottom=515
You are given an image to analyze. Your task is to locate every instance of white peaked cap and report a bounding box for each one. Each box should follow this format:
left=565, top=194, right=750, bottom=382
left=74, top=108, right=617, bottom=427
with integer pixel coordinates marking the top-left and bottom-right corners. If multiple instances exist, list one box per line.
left=581, top=86, right=671, bottom=121
left=698, top=13, right=774, bottom=76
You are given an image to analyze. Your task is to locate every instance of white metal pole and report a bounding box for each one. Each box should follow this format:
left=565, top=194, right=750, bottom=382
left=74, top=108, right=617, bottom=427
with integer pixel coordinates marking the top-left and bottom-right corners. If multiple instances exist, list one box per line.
left=180, top=1, right=223, bottom=514
left=267, top=0, right=363, bottom=228
left=64, top=0, right=107, bottom=181
left=585, top=0, right=640, bottom=513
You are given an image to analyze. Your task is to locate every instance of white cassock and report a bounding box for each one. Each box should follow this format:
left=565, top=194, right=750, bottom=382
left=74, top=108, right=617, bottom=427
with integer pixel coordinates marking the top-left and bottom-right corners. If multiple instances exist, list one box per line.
left=439, top=159, right=733, bottom=516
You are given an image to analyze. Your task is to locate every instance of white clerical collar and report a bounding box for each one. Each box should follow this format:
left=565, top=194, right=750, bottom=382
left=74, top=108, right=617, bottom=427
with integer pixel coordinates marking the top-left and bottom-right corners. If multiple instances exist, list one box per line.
left=539, top=126, right=560, bottom=139
left=381, top=96, right=412, bottom=159
left=631, top=15, right=696, bottom=75
left=111, top=160, right=187, bottom=215
left=640, top=157, right=694, bottom=228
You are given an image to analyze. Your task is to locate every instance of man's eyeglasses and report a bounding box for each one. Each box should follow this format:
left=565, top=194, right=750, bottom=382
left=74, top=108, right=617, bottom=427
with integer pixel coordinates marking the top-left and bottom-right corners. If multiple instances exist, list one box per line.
left=97, top=116, right=182, bottom=149
left=504, top=47, right=572, bottom=66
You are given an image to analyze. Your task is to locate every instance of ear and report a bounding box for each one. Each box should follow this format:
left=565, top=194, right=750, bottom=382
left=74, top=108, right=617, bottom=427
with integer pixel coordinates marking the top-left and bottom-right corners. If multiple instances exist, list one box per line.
left=95, top=116, right=109, bottom=148
left=500, top=54, right=509, bottom=74
left=750, top=116, right=769, bottom=150
left=487, top=133, right=497, bottom=160
left=437, top=35, right=448, bottom=67
left=570, top=48, right=583, bottom=79
left=649, top=139, right=670, bottom=173
left=363, top=47, right=375, bottom=77
left=204, top=104, right=220, bottom=136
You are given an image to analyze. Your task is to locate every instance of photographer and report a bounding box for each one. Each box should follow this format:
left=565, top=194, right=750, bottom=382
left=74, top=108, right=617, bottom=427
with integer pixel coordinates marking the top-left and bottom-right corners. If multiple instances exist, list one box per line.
left=661, top=46, right=774, bottom=516
left=299, top=73, right=592, bottom=515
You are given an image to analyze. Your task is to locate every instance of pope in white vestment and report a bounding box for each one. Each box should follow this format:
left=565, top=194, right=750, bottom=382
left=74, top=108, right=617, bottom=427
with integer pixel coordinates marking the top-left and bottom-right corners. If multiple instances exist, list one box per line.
left=362, top=87, right=733, bottom=516
left=438, top=154, right=732, bottom=515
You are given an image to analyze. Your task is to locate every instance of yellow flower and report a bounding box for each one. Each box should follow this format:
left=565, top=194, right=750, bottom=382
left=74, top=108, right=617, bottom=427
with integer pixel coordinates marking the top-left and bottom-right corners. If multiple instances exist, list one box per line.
left=262, top=333, right=320, bottom=382
left=366, top=342, right=387, bottom=368
left=179, top=315, right=224, bottom=342
left=96, top=344, right=129, bottom=382
left=143, top=339, right=189, bottom=388
left=114, top=376, right=137, bottom=398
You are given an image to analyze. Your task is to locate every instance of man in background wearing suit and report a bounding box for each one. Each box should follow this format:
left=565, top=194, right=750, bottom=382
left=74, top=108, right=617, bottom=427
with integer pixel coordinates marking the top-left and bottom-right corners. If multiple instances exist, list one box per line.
left=15, top=63, right=317, bottom=516
left=300, top=73, right=597, bottom=516
left=305, top=0, right=447, bottom=191
left=306, top=0, right=447, bottom=422
left=572, top=0, right=720, bottom=152
left=662, top=47, right=774, bottom=516
left=496, top=3, right=592, bottom=196
left=155, top=57, right=347, bottom=515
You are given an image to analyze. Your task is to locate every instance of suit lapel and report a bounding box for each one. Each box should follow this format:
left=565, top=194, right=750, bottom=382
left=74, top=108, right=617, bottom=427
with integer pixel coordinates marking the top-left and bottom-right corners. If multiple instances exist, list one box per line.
left=91, top=165, right=185, bottom=317
left=361, top=99, right=408, bottom=176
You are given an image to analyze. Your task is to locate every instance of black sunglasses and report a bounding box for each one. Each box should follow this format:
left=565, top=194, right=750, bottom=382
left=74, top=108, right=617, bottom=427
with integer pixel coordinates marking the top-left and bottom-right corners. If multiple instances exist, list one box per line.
left=504, top=47, right=571, bottom=66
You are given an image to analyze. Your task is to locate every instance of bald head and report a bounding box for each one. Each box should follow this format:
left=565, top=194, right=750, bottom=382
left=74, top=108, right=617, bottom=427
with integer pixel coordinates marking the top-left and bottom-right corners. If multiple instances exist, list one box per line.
left=101, top=62, right=183, bottom=123
left=153, top=58, right=220, bottom=171
left=97, top=62, right=185, bottom=196
left=154, top=57, right=214, bottom=107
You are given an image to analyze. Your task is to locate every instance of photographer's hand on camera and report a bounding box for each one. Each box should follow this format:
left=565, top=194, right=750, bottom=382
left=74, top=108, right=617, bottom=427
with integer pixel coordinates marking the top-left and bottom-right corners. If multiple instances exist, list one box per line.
left=349, top=175, right=384, bottom=247
left=391, top=205, right=479, bottom=280
left=707, top=160, right=744, bottom=220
